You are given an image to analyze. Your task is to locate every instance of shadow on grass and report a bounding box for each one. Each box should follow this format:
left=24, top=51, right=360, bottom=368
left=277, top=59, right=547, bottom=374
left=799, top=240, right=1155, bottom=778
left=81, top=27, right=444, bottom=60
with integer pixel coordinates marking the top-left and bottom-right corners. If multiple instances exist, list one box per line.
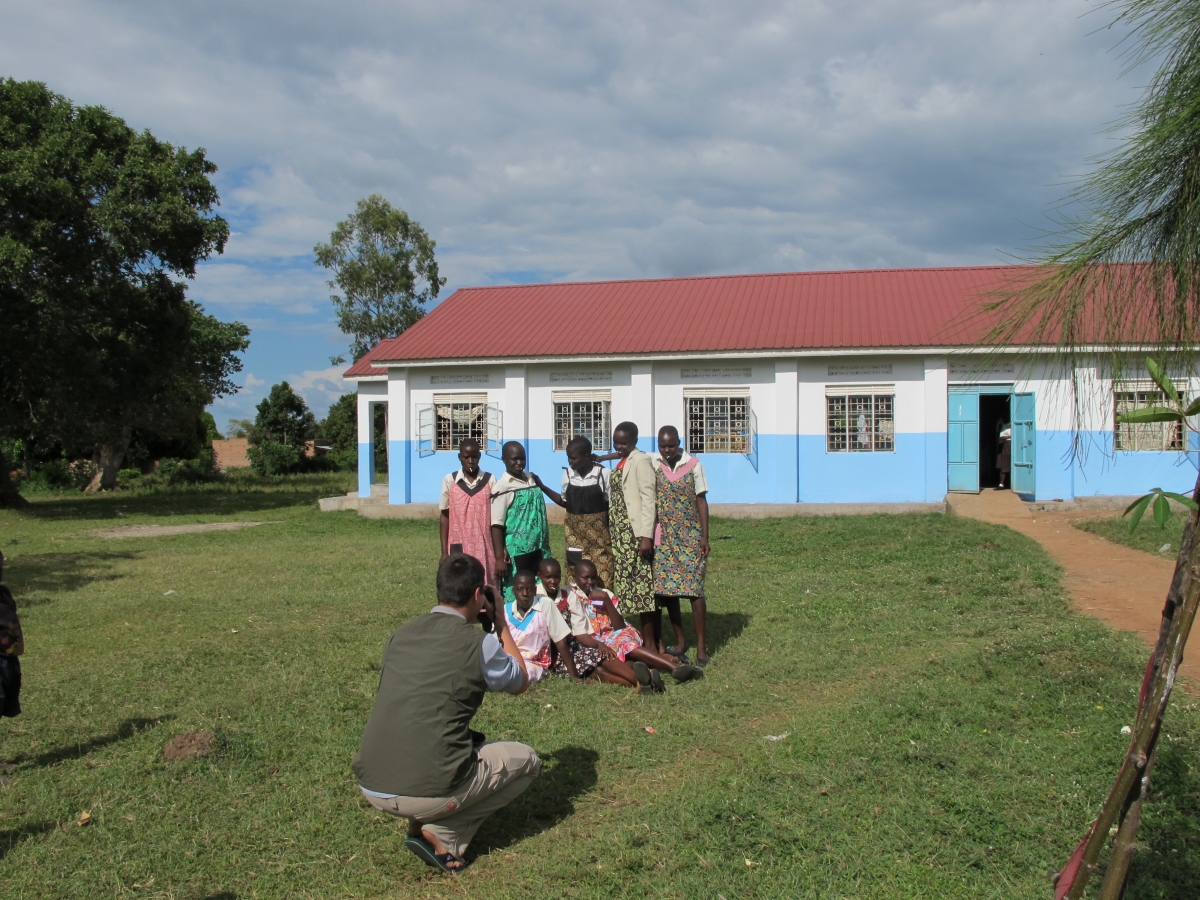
left=1125, top=738, right=1200, bottom=898
left=6, top=551, right=141, bottom=604
left=469, top=746, right=599, bottom=859
left=667, top=610, right=751, bottom=658
left=0, top=822, right=57, bottom=862
left=18, top=489, right=333, bottom=522
left=6, top=716, right=171, bottom=770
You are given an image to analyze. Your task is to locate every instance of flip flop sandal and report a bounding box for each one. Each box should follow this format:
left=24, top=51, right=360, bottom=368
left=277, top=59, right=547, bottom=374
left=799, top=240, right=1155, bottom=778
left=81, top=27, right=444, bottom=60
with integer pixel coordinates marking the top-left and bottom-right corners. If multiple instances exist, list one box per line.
left=649, top=670, right=666, bottom=693
left=695, top=656, right=710, bottom=668
left=630, top=661, right=653, bottom=690
left=666, top=645, right=689, bottom=660
left=670, top=664, right=704, bottom=683
left=405, top=836, right=469, bottom=875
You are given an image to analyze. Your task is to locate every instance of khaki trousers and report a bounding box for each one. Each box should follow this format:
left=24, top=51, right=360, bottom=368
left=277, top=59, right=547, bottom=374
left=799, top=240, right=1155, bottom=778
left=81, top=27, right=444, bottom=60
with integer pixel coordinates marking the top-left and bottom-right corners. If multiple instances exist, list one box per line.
left=362, top=741, right=541, bottom=859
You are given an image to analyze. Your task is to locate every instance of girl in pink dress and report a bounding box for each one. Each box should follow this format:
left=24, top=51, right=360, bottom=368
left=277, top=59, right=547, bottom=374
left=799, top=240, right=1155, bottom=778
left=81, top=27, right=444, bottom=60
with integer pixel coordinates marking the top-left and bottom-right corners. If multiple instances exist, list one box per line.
left=438, top=438, right=497, bottom=588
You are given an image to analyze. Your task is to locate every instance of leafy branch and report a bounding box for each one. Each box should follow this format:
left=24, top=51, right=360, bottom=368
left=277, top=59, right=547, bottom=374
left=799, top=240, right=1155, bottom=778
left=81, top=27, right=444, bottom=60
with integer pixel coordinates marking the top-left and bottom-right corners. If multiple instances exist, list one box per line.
left=1117, top=359, right=1200, bottom=531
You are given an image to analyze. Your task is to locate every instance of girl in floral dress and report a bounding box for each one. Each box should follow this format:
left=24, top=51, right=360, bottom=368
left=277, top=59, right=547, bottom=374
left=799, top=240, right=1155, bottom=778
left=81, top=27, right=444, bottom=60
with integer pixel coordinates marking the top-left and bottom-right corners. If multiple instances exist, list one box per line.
left=605, top=422, right=660, bottom=651
left=652, top=425, right=711, bottom=666
left=575, top=560, right=703, bottom=686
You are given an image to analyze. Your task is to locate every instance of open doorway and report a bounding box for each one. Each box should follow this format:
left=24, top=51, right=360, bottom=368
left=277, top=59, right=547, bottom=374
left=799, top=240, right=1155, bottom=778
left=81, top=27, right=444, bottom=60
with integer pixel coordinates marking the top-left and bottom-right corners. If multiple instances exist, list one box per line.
left=978, top=394, right=1011, bottom=489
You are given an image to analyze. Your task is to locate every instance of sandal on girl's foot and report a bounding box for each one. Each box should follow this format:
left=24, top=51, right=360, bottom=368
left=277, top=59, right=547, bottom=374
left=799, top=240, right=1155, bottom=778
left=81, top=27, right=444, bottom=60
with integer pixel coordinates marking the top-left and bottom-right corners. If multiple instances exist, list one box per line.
left=630, top=661, right=653, bottom=690
left=670, top=664, right=704, bottom=683
left=666, top=644, right=689, bottom=660
left=694, top=656, right=710, bottom=668
left=405, top=836, right=469, bottom=874
left=649, top=670, right=666, bottom=693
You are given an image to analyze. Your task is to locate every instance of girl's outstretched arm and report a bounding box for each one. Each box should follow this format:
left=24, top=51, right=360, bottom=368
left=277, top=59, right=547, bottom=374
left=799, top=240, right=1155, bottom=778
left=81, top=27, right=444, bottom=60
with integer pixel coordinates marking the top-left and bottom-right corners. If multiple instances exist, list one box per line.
left=530, top=473, right=565, bottom=507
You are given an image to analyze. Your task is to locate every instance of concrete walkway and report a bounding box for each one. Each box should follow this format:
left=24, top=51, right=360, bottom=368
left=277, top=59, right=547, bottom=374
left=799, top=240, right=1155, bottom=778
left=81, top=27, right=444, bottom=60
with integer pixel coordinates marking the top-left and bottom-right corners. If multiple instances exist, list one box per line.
left=948, top=489, right=1197, bottom=690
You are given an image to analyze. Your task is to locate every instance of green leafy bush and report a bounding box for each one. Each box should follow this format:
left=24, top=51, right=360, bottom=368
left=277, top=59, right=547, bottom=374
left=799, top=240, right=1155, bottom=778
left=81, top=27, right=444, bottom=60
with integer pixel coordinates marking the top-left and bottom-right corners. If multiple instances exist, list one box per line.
left=248, top=441, right=302, bottom=476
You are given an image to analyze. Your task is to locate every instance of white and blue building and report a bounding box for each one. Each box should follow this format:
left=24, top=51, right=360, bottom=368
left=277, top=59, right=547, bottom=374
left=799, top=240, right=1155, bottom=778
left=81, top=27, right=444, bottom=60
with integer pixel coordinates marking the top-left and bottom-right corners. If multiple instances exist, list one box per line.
left=343, top=267, right=1198, bottom=507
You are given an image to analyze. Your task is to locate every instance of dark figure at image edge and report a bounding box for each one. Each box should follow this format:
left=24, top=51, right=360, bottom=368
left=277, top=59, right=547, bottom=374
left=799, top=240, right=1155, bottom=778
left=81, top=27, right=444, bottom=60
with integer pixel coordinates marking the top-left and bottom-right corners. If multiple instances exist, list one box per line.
left=0, top=551, right=23, bottom=719
left=353, top=554, right=536, bottom=874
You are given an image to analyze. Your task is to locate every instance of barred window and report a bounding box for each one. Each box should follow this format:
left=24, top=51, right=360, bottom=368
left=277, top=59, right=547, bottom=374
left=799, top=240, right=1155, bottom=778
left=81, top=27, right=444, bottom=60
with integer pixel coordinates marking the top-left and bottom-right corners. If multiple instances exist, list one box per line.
left=687, top=396, right=750, bottom=453
left=827, top=393, right=894, bottom=452
left=1115, top=390, right=1185, bottom=451
left=434, top=393, right=487, bottom=451
left=553, top=396, right=611, bottom=451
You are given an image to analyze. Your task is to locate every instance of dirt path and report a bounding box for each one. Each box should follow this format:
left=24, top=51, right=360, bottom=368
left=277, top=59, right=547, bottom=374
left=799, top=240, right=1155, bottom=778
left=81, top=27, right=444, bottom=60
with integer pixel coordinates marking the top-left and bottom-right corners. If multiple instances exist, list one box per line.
left=93, top=521, right=274, bottom=539
left=948, top=490, right=1197, bottom=691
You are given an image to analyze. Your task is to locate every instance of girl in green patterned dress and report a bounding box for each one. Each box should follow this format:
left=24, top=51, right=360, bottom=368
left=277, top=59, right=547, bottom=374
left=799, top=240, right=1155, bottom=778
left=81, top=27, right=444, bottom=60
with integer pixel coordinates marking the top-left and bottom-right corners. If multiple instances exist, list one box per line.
left=490, top=441, right=552, bottom=601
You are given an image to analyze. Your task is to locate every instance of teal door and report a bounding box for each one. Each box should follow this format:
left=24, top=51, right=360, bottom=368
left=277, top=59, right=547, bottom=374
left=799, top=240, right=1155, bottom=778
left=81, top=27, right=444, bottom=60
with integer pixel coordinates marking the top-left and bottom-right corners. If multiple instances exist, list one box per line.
left=1011, top=392, right=1036, bottom=498
left=948, top=390, right=980, bottom=492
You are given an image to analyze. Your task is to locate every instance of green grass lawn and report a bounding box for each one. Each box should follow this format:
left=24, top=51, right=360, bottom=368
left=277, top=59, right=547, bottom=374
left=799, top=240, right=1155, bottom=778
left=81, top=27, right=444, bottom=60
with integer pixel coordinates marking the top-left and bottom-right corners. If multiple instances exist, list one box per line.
left=1075, top=511, right=1187, bottom=558
left=1, top=486, right=1197, bottom=899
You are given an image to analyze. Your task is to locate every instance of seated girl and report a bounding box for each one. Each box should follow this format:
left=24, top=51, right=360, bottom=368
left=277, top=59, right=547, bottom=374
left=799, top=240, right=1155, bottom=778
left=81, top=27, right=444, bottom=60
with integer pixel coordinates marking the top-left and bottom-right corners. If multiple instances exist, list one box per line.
left=505, top=571, right=558, bottom=682
left=536, top=558, right=660, bottom=692
left=574, top=559, right=704, bottom=686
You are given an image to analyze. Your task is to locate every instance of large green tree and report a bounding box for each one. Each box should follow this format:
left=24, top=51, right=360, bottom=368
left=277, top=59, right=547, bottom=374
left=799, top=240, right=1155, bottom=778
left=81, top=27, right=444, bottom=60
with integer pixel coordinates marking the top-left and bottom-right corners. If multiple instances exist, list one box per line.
left=314, top=195, right=445, bottom=363
left=0, top=79, right=248, bottom=501
left=992, top=3, right=1200, bottom=896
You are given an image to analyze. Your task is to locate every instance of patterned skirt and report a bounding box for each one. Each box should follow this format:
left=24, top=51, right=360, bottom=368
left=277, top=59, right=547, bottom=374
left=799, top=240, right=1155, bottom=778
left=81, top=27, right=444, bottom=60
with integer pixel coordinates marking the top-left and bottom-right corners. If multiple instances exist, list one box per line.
left=564, top=511, right=615, bottom=590
left=551, top=636, right=604, bottom=678
left=597, top=625, right=643, bottom=662
left=609, top=469, right=656, bottom=615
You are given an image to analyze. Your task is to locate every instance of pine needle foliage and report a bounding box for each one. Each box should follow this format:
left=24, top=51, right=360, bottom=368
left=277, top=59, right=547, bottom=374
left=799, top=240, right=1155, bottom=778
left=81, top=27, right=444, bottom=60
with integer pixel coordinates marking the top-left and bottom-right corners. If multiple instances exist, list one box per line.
left=990, top=0, right=1200, bottom=398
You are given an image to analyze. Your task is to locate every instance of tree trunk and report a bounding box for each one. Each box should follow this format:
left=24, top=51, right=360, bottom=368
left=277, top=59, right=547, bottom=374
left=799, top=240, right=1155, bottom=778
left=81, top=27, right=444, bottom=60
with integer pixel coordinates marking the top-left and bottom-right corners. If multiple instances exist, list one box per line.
left=0, top=445, right=29, bottom=509
left=84, top=427, right=132, bottom=493
left=1063, top=470, right=1200, bottom=898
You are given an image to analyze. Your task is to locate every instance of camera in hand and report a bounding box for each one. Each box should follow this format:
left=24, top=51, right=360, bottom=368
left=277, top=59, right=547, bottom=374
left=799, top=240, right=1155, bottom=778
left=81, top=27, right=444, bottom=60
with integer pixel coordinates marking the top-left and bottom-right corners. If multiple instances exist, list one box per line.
left=477, top=584, right=496, bottom=633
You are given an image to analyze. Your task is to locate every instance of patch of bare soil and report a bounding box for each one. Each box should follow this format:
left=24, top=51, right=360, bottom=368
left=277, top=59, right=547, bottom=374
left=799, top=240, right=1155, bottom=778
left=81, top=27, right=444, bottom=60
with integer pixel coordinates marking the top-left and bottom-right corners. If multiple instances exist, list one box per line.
left=162, top=730, right=216, bottom=762
left=949, top=490, right=1197, bottom=691
left=94, top=521, right=273, bottom=539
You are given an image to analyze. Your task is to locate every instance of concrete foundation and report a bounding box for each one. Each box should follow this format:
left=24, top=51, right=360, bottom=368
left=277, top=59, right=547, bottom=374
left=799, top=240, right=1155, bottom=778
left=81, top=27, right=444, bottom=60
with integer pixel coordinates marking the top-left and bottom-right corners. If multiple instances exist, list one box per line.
left=318, top=492, right=947, bottom=519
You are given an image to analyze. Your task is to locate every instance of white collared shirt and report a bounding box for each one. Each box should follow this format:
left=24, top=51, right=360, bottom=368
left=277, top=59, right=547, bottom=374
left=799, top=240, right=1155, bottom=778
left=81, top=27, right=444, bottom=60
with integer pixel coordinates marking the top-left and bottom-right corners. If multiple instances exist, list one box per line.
left=490, top=470, right=542, bottom=526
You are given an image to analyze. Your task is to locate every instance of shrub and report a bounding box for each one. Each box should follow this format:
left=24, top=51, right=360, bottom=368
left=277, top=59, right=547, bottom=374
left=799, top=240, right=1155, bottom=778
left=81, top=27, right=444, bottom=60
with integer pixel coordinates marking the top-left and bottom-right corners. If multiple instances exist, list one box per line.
left=248, top=441, right=302, bottom=476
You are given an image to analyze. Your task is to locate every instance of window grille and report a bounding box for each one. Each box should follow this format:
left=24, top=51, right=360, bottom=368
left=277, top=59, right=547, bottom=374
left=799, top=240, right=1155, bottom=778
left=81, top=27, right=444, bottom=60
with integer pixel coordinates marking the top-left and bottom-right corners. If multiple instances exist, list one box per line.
left=826, top=393, right=894, bottom=452
left=552, top=395, right=611, bottom=451
left=686, top=396, right=750, bottom=453
left=433, top=393, right=487, bottom=452
left=1114, top=389, right=1185, bottom=451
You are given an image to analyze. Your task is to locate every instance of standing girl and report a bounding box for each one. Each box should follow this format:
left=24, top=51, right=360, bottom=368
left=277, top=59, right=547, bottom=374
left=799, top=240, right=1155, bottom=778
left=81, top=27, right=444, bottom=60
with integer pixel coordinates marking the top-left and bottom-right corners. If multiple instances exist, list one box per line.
left=652, top=424, right=711, bottom=666
left=606, top=421, right=660, bottom=652
left=438, top=438, right=496, bottom=587
left=490, top=441, right=551, bottom=601
left=536, top=435, right=615, bottom=589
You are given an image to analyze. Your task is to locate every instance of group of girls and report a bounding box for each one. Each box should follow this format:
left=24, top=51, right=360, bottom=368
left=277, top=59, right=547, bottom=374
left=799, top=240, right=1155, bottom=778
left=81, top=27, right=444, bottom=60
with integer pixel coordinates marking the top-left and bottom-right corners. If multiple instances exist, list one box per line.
left=438, top=420, right=712, bottom=692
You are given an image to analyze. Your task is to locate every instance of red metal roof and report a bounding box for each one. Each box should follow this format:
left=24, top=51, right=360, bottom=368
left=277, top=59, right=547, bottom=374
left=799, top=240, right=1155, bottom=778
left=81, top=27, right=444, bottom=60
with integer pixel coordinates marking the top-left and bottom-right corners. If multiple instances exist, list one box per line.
left=344, top=265, right=1041, bottom=376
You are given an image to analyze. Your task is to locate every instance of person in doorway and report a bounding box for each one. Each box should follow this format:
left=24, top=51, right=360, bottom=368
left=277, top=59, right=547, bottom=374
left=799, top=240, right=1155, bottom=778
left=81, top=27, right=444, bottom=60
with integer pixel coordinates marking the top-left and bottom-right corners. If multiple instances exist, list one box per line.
left=439, top=439, right=496, bottom=586
left=996, top=420, right=1012, bottom=490
left=535, top=435, right=615, bottom=589
left=353, top=554, right=537, bottom=874
left=605, top=421, right=659, bottom=652
left=651, top=425, right=712, bottom=665
left=0, top=551, right=24, bottom=720
left=490, top=441, right=551, bottom=601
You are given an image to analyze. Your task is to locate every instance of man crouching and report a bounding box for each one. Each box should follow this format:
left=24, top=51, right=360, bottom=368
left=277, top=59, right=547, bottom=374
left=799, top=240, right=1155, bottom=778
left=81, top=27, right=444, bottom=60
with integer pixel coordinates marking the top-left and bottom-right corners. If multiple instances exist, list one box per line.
left=353, top=553, right=537, bottom=874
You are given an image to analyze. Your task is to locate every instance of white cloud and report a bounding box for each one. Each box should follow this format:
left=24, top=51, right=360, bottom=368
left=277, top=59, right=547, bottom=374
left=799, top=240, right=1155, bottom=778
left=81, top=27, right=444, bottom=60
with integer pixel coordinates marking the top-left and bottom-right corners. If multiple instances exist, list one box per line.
left=0, top=0, right=1150, bottom=403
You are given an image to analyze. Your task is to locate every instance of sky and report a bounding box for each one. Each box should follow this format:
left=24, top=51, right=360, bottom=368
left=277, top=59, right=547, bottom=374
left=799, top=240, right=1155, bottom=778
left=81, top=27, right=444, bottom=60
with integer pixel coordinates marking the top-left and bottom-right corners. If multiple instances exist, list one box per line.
left=0, top=1, right=1150, bottom=427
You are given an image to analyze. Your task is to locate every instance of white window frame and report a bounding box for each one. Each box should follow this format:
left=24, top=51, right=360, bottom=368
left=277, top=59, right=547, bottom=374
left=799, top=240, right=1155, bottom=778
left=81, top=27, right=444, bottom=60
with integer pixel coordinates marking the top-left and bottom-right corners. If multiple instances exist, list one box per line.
left=684, top=390, right=752, bottom=455
left=1114, top=385, right=1185, bottom=451
left=826, top=385, right=895, bottom=452
left=552, top=391, right=612, bottom=452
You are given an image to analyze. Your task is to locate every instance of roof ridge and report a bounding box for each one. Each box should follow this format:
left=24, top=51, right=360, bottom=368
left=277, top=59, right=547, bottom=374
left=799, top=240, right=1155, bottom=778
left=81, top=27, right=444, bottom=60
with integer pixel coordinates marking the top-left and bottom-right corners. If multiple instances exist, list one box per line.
left=453, top=264, right=1031, bottom=293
